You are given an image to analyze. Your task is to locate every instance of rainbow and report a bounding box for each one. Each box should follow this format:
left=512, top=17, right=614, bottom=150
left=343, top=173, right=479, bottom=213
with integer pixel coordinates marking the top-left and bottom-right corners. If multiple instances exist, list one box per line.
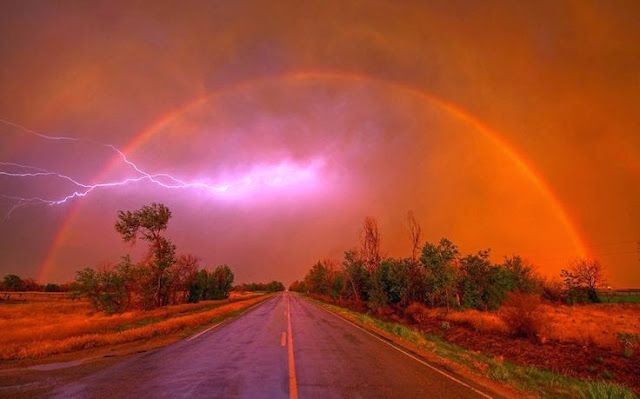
left=37, top=70, right=589, bottom=282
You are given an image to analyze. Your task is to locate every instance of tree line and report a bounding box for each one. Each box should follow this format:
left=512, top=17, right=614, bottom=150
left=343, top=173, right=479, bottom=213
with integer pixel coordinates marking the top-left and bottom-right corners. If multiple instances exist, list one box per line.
left=235, top=281, right=285, bottom=292
left=73, top=203, right=235, bottom=313
left=290, top=213, right=607, bottom=311
left=1, top=274, right=70, bottom=293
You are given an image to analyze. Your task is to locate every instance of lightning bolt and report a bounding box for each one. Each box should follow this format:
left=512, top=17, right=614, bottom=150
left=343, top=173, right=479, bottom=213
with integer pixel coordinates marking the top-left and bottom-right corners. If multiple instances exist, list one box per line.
left=0, top=119, right=321, bottom=218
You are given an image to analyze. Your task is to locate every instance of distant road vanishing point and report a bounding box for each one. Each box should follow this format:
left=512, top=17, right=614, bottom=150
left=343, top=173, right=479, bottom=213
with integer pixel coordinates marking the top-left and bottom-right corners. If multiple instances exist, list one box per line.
left=51, top=292, right=496, bottom=399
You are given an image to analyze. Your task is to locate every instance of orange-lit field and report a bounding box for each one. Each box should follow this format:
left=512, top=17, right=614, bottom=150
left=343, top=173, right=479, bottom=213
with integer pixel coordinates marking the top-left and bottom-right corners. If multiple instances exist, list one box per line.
left=390, top=301, right=640, bottom=392
left=0, top=292, right=269, bottom=361
left=442, top=303, right=640, bottom=351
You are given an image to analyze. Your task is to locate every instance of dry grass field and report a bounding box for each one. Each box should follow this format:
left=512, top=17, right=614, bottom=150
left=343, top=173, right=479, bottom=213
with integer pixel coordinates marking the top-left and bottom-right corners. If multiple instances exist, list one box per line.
left=441, top=303, right=640, bottom=351
left=397, top=301, right=640, bottom=392
left=0, top=292, right=269, bottom=361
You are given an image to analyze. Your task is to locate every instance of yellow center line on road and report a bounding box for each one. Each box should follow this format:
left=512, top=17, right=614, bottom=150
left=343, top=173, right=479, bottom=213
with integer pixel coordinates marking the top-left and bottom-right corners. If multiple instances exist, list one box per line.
left=281, top=332, right=286, bottom=347
left=287, top=294, right=299, bottom=399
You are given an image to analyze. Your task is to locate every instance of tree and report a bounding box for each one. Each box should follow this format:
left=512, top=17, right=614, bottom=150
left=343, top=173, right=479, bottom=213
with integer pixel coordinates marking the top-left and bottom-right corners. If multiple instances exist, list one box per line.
left=360, top=217, right=381, bottom=275
left=71, top=202, right=236, bottom=312
left=167, top=254, right=199, bottom=304
left=265, top=281, right=286, bottom=292
left=407, top=211, right=422, bottom=264
left=458, top=249, right=494, bottom=310
left=188, top=269, right=209, bottom=302
left=115, top=203, right=176, bottom=307
left=236, top=281, right=285, bottom=292
left=207, top=265, right=234, bottom=300
left=342, top=250, right=369, bottom=302
left=305, top=261, right=331, bottom=295
left=420, top=238, right=460, bottom=310
left=375, top=257, right=411, bottom=306
left=115, top=202, right=171, bottom=244
left=22, top=278, right=42, bottom=292
left=289, top=280, right=306, bottom=292
left=44, top=283, right=60, bottom=292
left=113, top=255, right=140, bottom=309
left=329, top=271, right=345, bottom=299
left=502, top=255, right=539, bottom=294
left=561, top=258, right=605, bottom=303
left=3, top=274, right=25, bottom=291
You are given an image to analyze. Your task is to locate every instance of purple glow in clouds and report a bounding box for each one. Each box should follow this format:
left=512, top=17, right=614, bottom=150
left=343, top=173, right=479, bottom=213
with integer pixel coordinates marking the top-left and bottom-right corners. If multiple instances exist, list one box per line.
left=0, top=120, right=324, bottom=216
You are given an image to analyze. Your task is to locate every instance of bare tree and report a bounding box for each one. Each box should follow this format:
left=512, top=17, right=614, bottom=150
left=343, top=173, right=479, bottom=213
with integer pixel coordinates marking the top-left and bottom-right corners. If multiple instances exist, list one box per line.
left=322, top=258, right=338, bottom=275
left=561, top=258, right=606, bottom=302
left=360, top=216, right=381, bottom=275
left=407, top=211, right=422, bottom=264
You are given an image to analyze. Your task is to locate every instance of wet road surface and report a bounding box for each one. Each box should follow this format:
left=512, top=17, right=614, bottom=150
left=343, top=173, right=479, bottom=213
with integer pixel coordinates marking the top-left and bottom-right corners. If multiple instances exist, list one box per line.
left=50, top=293, right=494, bottom=398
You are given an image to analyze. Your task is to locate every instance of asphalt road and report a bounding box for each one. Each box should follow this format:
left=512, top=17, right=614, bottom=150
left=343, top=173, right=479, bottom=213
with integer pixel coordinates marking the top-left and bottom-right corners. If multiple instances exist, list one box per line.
left=49, top=293, right=493, bottom=398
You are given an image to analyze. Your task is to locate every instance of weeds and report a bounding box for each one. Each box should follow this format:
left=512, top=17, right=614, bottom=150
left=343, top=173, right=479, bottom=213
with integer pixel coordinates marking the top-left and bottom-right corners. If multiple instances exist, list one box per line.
left=577, top=381, right=636, bottom=399
left=488, top=364, right=510, bottom=381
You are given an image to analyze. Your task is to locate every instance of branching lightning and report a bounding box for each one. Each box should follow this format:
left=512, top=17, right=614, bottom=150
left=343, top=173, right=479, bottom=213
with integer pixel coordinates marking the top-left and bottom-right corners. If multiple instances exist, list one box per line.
left=0, top=119, right=322, bottom=217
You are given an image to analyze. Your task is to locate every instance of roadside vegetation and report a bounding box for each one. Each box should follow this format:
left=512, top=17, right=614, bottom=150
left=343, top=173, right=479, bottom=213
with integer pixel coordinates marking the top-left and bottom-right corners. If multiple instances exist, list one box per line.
left=0, top=292, right=269, bottom=361
left=70, top=203, right=236, bottom=313
left=291, top=213, right=640, bottom=396
left=0, top=202, right=281, bottom=362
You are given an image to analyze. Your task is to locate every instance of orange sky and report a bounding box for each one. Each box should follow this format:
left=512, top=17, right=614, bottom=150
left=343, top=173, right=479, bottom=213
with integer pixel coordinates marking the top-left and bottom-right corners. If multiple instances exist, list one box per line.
left=0, top=1, right=638, bottom=287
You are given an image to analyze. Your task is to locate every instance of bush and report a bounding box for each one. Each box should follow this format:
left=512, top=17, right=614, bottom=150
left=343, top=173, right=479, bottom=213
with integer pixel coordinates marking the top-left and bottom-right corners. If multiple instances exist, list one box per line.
left=74, top=267, right=129, bottom=314
left=498, top=292, right=549, bottom=343
left=2, top=274, right=25, bottom=292
left=44, top=283, right=60, bottom=292
left=541, top=279, right=567, bottom=303
left=404, top=302, right=430, bottom=325
left=367, top=282, right=388, bottom=311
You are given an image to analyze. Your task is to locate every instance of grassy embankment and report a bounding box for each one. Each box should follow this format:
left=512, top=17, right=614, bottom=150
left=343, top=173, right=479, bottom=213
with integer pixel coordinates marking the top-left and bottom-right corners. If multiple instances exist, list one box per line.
left=0, top=292, right=272, bottom=362
left=308, top=297, right=638, bottom=399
